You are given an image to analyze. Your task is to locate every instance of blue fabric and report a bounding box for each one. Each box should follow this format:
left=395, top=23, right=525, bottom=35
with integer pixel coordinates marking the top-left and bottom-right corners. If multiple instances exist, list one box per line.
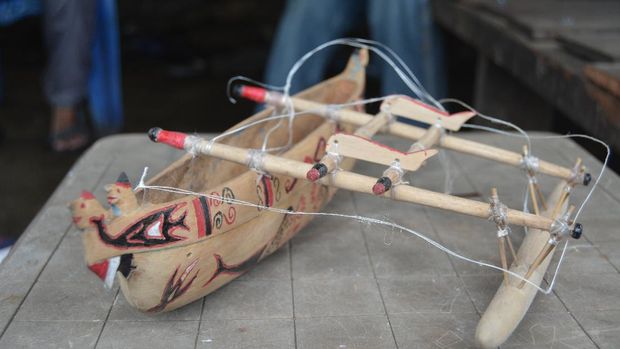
left=88, top=0, right=123, bottom=135
left=264, top=0, right=446, bottom=98
left=0, top=0, right=40, bottom=26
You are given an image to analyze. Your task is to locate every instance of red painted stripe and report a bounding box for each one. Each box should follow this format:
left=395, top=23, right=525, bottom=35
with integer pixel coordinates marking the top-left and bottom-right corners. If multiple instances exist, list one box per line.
left=193, top=198, right=206, bottom=238
left=240, top=86, right=267, bottom=103
left=395, top=95, right=449, bottom=116
left=263, top=177, right=274, bottom=207
left=157, top=130, right=187, bottom=149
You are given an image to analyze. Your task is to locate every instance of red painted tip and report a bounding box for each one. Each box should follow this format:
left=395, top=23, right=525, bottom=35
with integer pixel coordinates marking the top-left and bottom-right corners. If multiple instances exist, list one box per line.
left=152, top=129, right=188, bottom=149
left=306, top=168, right=320, bottom=182
left=238, top=85, right=267, bottom=103
left=88, top=260, right=109, bottom=281
left=81, top=190, right=95, bottom=200
left=372, top=183, right=386, bottom=195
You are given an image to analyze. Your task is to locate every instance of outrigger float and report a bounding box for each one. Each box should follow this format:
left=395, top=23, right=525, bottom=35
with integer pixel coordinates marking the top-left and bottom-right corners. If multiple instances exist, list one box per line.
left=70, top=49, right=592, bottom=348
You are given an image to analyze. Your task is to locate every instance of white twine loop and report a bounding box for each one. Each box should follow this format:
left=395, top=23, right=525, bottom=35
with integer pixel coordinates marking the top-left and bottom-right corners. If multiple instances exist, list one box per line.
left=325, top=141, right=343, bottom=172
left=135, top=167, right=149, bottom=191
left=550, top=215, right=571, bottom=242
left=497, top=228, right=510, bottom=238
left=568, top=161, right=583, bottom=185
left=384, top=160, right=408, bottom=186
left=488, top=196, right=509, bottom=229
left=489, top=196, right=512, bottom=239
left=324, top=104, right=341, bottom=122
left=189, top=137, right=214, bottom=157
left=246, top=149, right=268, bottom=176
left=520, top=153, right=540, bottom=174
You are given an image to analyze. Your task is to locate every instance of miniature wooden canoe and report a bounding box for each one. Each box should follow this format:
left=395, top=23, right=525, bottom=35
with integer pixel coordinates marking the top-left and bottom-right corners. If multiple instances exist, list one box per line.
left=70, top=50, right=368, bottom=312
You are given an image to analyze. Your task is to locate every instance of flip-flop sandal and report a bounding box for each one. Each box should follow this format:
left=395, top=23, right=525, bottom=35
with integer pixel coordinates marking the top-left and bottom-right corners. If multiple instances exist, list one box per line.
left=49, top=124, right=91, bottom=152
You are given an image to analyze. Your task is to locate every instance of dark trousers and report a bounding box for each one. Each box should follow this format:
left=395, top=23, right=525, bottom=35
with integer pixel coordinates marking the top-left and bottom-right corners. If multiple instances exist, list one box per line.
left=43, top=0, right=96, bottom=107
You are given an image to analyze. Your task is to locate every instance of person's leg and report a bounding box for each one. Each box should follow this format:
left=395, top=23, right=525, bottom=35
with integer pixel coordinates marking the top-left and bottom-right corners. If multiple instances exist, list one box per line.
left=43, top=0, right=96, bottom=151
left=367, top=0, right=446, bottom=98
left=263, top=0, right=364, bottom=93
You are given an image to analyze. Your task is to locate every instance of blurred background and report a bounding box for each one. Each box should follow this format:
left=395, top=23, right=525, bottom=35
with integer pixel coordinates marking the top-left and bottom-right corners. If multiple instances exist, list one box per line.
left=0, top=0, right=618, bottom=244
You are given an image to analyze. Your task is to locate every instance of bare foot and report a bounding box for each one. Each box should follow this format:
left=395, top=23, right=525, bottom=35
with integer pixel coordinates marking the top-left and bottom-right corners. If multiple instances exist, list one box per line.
left=50, top=106, right=89, bottom=152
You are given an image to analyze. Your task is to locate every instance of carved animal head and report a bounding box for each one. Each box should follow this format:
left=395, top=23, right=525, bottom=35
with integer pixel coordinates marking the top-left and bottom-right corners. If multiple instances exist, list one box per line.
left=70, top=191, right=108, bottom=229
left=104, top=172, right=138, bottom=212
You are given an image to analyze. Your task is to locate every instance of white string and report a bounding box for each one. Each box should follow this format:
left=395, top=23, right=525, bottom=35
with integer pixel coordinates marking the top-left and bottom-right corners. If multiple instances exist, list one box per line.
left=440, top=98, right=531, bottom=151
left=207, top=96, right=389, bottom=153
left=135, top=167, right=557, bottom=293
left=228, top=38, right=444, bottom=155
left=283, top=38, right=442, bottom=110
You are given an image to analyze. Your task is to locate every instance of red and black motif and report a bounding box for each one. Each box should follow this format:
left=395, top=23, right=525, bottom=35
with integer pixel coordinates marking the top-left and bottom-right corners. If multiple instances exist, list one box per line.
left=256, top=176, right=275, bottom=209
left=202, top=246, right=266, bottom=287
left=192, top=197, right=212, bottom=238
left=148, top=259, right=199, bottom=312
left=93, top=203, right=189, bottom=248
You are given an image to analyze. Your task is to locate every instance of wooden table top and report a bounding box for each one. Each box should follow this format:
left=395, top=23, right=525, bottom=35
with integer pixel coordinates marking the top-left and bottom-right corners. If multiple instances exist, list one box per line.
left=0, top=132, right=619, bottom=348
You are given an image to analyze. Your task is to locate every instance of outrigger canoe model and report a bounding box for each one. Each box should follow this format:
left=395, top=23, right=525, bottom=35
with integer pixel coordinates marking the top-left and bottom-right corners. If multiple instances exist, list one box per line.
left=71, top=48, right=594, bottom=348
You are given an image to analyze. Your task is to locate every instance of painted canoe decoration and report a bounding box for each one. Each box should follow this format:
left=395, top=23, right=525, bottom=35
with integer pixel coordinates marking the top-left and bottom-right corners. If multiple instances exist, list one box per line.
left=70, top=44, right=602, bottom=348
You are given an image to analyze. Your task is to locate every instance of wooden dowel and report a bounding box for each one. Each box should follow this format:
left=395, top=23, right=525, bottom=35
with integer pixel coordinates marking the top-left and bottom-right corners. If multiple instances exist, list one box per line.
left=409, top=124, right=442, bottom=151
left=354, top=112, right=392, bottom=139
left=280, top=96, right=577, bottom=181
left=499, top=237, right=508, bottom=282
left=518, top=244, right=555, bottom=289
left=535, top=184, right=547, bottom=211
left=528, top=181, right=540, bottom=215
left=506, top=235, right=518, bottom=265
left=551, top=187, right=569, bottom=219
left=151, top=129, right=558, bottom=232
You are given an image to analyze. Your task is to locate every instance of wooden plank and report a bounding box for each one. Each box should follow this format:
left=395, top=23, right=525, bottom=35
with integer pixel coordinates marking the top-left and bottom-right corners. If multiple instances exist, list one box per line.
left=559, top=31, right=620, bottom=62
left=473, top=0, right=620, bottom=39
left=585, top=63, right=620, bottom=99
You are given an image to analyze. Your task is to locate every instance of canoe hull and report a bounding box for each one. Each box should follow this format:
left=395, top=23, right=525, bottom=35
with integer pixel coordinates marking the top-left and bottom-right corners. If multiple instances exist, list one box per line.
left=72, top=50, right=368, bottom=312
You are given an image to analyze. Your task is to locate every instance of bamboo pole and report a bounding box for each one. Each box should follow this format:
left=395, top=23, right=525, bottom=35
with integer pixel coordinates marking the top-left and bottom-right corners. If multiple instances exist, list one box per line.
left=235, top=86, right=587, bottom=183
left=150, top=128, right=559, bottom=232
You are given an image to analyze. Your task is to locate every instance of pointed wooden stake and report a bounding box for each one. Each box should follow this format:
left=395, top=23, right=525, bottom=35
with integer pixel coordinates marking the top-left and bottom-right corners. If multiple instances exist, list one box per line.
left=518, top=205, right=576, bottom=289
